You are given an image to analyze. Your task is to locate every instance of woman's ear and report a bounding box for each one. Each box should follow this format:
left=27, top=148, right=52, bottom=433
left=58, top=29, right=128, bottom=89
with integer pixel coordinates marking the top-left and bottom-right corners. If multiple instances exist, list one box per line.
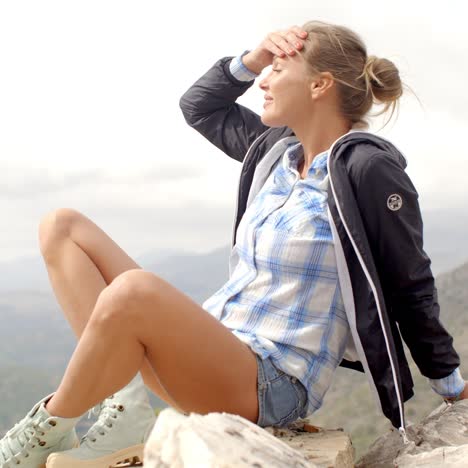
left=310, top=72, right=335, bottom=100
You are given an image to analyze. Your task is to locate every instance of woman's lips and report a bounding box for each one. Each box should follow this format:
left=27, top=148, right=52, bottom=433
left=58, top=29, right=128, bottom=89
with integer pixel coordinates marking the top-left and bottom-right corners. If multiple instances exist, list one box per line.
left=263, top=99, right=273, bottom=108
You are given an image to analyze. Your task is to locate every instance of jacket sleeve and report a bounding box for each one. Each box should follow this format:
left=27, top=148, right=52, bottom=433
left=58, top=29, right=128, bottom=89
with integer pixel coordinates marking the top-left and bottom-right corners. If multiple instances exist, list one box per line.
left=179, top=54, right=269, bottom=163
left=354, top=151, right=460, bottom=379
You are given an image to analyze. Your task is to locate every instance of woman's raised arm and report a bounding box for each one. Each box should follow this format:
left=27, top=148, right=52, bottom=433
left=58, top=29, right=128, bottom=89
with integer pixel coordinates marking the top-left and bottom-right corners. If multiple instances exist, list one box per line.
left=179, top=26, right=308, bottom=162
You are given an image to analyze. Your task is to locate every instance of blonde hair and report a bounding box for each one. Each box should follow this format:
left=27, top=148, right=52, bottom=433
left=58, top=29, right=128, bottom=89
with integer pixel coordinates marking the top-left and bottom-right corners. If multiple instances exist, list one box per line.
left=300, top=20, right=404, bottom=128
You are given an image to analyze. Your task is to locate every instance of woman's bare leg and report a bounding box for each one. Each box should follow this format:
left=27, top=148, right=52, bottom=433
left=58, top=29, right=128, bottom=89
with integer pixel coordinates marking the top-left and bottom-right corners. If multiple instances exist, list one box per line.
left=45, top=269, right=259, bottom=423
left=38, top=207, right=180, bottom=409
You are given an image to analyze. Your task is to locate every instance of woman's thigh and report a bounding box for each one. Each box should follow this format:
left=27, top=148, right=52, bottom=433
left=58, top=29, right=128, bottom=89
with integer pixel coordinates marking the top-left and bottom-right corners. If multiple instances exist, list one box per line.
left=39, top=209, right=178, bottom=401
left=39, top=208, right=141, bottom=281
left=111, top=270, right=259, bottom=423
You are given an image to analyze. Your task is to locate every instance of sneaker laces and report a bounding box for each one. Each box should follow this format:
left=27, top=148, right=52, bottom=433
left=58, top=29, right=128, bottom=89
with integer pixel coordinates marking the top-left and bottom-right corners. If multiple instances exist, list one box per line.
left=0, top=417, right=50, bottom=465
left=87, top=393, right=116, bottom=420
left=81, top=395, right=124, bottom=446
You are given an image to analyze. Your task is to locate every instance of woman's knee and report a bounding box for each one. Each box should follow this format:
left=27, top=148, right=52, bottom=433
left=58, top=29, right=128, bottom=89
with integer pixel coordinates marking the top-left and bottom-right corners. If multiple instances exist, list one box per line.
left=92, top=269, right=159, bottom=324
left=38, top=208, right=83, bottom=260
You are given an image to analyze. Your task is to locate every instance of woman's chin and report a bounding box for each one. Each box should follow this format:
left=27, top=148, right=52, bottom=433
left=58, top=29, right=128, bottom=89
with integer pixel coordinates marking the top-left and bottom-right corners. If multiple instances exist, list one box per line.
left=261, top=112, right=285, bottom=128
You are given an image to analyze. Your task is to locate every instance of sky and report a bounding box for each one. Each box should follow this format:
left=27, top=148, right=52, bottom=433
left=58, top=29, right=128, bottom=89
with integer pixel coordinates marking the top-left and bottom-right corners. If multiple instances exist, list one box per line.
left=0, top=0, right=467, bottom=262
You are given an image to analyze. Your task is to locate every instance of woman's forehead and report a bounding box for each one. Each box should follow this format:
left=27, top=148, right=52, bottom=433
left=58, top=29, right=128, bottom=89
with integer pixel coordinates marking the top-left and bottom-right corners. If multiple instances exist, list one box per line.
left=273, top=53, right=306, bottom=68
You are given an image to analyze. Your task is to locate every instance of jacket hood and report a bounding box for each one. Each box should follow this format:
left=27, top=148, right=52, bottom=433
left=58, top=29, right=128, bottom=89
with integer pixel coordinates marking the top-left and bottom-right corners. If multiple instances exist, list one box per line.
left=332, top=131, right=408, bottom=169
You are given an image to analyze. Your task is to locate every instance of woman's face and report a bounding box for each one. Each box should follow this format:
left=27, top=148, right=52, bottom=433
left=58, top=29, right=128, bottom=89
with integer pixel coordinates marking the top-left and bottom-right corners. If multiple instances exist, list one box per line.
left=258, top=53, right=316, bottom=128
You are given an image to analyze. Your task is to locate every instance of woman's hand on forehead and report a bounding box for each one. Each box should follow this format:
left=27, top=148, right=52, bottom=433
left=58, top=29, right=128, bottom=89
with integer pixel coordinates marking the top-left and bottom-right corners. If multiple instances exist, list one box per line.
left=270, top=26, right=309, bottom=59
left=243, top=26, right=309, bottom=75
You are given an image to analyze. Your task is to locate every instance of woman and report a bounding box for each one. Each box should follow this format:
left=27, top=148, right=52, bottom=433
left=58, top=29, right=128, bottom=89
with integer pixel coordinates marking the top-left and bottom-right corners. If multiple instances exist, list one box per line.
left=1, top=20, right=466, bottom=468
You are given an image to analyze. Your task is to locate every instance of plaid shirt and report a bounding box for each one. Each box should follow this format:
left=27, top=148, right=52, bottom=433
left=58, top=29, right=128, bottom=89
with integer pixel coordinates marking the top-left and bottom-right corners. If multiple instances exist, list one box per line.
left=203, top=142, right=350, bottom=413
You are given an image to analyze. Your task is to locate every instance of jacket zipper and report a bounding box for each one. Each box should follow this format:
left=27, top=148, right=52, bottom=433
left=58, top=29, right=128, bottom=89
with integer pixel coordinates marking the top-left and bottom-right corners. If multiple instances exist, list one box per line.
left=326, top=133, right=409, bottom=444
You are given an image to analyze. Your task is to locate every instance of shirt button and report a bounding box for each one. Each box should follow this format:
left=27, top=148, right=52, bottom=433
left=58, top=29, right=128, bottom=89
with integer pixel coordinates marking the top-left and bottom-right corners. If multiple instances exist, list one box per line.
left=291, top=377, right=297, bottom=384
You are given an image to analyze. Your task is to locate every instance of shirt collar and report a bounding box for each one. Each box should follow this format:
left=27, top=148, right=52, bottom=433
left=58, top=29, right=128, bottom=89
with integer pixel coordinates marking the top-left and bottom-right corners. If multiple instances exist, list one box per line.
left=283, top=142, right=328, bottom=179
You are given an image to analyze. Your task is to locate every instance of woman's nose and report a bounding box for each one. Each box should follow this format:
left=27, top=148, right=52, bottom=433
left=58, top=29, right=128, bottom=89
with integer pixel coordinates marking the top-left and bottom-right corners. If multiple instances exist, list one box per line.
left=259, top=77, right=269, bottom=91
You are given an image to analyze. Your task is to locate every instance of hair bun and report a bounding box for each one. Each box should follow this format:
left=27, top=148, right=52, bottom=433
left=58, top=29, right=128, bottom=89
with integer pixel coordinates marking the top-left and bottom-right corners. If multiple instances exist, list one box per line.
left=364, top=56, right=384, bottom=88
left=362, top=55, right=402, bottom=104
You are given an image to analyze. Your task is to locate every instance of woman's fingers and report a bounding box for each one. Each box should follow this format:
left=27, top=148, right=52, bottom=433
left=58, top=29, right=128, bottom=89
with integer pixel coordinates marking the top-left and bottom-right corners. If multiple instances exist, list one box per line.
left=287, top=26, right=308, bottom=51
left=268, top=27, right=308, bottom=57
left=291, top=25, right=308, bottom=39
left=265, top=32, right=288, bottom=57
left=242, top=25, right=309, bottom=74
left=266, top=32, right=294, bottom=57
left=267, top=31, right=296, bottom=56
left=285, top=31, right=304, bottom=51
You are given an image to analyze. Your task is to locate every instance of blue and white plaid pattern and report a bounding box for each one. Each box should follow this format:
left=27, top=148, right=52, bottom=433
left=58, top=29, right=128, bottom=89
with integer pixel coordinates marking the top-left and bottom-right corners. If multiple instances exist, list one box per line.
left=202, top=143, right=350, bottom=414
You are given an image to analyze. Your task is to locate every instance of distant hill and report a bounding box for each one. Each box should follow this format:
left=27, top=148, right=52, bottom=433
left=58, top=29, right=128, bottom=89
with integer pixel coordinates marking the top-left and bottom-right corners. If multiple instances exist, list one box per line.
left=0, top=207, right=466, bottom=294
left=140, top=245, right=231, bottom=304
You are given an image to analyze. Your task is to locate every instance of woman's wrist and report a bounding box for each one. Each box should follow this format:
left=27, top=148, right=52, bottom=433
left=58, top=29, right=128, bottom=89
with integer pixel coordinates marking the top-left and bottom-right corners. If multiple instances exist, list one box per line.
left=241, top=50, right=270, bottom=75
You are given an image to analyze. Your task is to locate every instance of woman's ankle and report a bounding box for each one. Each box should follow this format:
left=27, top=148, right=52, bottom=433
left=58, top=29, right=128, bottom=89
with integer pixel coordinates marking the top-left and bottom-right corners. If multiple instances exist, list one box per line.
left=45, top=396, right=82, bottom=419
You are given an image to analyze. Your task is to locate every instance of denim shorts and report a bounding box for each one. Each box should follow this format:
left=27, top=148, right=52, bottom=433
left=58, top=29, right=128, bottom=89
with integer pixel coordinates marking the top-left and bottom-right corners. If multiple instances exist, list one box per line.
left=255, top=353, right=309, bottom=428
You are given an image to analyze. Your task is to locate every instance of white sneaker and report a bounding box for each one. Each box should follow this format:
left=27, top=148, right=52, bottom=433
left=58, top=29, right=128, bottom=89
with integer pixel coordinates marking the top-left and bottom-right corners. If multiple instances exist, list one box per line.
left=46, top=373, right=156, bottom=467
left=0, top=392, right=81, bottom=468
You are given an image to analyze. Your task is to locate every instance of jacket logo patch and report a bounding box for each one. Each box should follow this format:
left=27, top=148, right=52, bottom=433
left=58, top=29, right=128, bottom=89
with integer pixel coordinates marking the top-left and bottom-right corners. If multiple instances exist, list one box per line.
left=387, top=194, right=403, bottom=211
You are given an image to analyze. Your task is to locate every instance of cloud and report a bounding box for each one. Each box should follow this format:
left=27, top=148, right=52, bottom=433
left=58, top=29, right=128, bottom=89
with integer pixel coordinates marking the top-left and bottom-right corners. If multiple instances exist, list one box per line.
left=0, top=195, right=236, bottom=262
left=0, top=164, right=207, bottom=199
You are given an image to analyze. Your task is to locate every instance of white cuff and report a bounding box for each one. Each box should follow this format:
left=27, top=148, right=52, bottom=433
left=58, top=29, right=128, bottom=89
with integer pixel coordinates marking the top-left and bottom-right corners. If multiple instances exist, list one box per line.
left=229, top=51, right=259, bottom=82
left=429, top=367, right=465, bottom=398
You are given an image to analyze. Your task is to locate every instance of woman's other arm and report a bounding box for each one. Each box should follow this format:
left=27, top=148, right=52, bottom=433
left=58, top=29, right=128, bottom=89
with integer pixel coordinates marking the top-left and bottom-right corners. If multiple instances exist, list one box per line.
left=179, top=52, right=266, bottom=162
left=354, top=152, right=465, bottom=399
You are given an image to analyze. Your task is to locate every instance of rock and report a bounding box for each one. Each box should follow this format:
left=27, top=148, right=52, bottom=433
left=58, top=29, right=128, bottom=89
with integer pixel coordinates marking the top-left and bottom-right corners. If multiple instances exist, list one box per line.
left=143, top=407, right=354, bottom=467
left=396, top=444, right=468, bottom=467
left=357, top=400, right=468, bottom=467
